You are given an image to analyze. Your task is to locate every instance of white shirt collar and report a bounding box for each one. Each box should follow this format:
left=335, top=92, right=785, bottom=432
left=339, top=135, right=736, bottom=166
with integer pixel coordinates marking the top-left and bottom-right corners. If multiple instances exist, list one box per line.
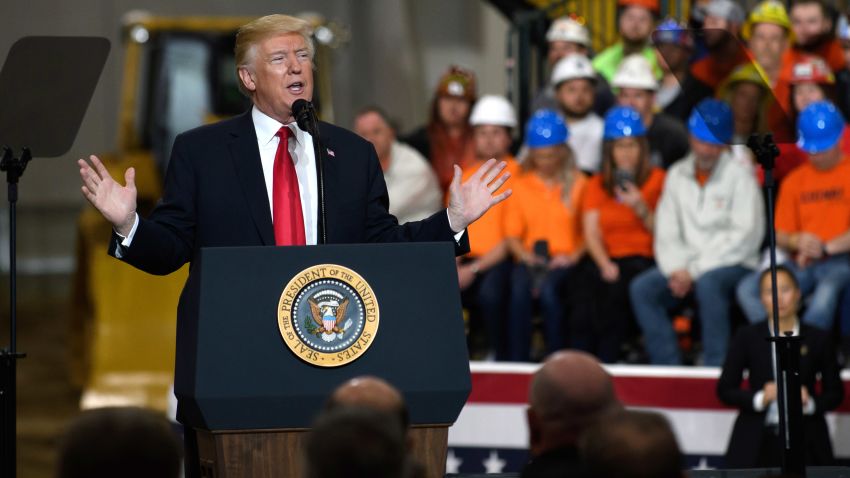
left=767, top=319, right=800, bottom=337
left=251, top=105, right=309, bottom=148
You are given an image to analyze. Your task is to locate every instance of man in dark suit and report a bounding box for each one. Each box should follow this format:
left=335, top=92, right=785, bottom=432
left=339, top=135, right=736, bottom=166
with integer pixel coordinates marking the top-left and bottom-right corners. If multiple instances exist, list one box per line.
left=78, top=14, right=510, bottom=476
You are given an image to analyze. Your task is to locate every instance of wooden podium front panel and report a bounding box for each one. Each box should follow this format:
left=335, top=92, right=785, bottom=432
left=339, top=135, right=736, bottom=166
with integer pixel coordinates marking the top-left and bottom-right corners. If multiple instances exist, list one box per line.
left=195, top=425, right=448, bottom=478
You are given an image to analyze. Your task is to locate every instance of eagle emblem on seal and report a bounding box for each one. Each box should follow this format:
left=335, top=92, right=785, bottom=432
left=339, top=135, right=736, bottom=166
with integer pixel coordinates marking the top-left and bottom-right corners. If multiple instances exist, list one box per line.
left=308, top=291, right=352, bottom=342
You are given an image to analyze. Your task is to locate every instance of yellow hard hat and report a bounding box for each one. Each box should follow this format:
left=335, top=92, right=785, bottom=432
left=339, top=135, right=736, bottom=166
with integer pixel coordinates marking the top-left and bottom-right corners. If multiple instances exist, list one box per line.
left=742, top=0, right=792, bottom=41
left=717, top=63, right=771, bottom=99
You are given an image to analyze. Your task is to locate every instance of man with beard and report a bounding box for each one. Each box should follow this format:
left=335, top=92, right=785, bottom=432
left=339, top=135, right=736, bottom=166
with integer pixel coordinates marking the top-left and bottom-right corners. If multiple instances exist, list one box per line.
left=613, top=54, right=690, bottom=169
left=593, top=0, right=661, bottom=84
left=653, top=18, right=701, bottom=123
left=551, top=54, right=604, bottom=173
left=787, top=0, right=845, bottom=73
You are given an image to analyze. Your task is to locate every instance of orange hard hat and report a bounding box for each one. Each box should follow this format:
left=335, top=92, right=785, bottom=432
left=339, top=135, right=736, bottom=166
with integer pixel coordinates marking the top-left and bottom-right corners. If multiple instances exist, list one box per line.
left=618, top=0, right=660, bottom=13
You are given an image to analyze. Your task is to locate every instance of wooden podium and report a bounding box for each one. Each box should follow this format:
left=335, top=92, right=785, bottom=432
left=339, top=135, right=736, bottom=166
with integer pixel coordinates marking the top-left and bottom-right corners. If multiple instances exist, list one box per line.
left=176, top=244, right=471, bottom=478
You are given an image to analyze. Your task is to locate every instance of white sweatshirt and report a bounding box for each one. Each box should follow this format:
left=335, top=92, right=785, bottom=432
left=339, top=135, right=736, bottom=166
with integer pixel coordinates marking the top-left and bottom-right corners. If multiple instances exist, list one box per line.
left=654, top=151, right=765, bottom=279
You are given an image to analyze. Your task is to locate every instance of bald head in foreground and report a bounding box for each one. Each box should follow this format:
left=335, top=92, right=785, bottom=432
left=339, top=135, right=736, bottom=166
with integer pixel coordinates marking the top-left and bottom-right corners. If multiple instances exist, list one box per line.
left=325, top=376, right=410, bottom=430
left=522, top=350, right=621, bottom=478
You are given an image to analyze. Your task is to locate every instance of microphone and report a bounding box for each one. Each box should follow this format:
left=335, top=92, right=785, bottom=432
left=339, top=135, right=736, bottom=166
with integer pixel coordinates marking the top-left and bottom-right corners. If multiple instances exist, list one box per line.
left=292, top=99, right=316, bottom=135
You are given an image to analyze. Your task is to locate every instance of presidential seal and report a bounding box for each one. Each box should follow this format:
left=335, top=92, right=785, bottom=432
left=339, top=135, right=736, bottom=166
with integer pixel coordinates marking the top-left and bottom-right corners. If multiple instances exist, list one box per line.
left=278, top=264, right=379, bottom=367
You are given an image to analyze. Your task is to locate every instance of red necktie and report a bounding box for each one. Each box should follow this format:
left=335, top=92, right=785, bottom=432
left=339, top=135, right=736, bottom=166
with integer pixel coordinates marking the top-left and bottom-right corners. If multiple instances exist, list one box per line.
left=273, top=126, right=306, bottom=246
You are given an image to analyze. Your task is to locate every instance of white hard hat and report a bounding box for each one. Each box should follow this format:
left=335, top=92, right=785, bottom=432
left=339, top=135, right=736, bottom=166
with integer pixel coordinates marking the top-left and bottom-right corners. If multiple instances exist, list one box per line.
left=470, top=95, right=518, bottom=128
left=551, top=54, right=596, bottom=86
left=611, top=54, right=658, bottom=91
left=546, top=17, right=591, bottom=47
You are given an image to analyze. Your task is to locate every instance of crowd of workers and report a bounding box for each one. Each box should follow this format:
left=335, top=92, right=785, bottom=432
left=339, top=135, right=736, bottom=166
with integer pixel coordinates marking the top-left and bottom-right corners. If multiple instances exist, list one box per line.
left=353, top=0, right=850, bottom=367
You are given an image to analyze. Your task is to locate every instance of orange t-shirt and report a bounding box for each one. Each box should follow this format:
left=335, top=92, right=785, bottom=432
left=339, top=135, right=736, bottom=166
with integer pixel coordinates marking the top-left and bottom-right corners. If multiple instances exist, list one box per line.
left=775, top=156, right=850, bottom=242
left=457, top=157, right=521, bottom=258
left=505, top=171, right=587, bottom=256
left=581, top=168, right=666, bottom=259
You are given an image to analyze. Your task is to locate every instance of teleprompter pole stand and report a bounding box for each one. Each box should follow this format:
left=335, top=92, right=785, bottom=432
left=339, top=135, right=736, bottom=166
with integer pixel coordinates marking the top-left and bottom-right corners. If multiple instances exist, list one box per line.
left=0, top=145, right=30, bottom=478
left=747, top=134, right=805, bottom=476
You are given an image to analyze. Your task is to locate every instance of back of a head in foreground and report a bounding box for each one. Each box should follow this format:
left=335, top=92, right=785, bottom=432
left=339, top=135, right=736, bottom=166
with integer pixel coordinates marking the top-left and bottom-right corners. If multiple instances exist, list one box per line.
left=304, top=406, right=408, bottom=478
left=55, top=406, right=182, bottom=478
left=580, top=409, right=684, bottom=478
left=528, top=350, right=621, bottom=450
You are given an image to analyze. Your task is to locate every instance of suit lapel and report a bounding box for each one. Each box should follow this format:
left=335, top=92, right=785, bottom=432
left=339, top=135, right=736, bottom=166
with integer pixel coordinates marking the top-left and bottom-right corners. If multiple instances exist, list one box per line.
left=317, top=122, right=338, bottom=243
left=228, top=112, right=275, bottom=245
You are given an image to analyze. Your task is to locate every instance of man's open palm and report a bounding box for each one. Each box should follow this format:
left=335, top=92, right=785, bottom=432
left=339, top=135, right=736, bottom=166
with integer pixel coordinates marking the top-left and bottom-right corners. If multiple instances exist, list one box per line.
left=78, top=155, right=137, bottom=236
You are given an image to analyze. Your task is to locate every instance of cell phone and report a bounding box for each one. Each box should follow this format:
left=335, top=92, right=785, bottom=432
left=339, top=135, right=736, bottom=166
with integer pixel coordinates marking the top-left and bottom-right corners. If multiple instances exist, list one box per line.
left=614, top=169, right=636, bottom=189
left=533, top=239, right=550, bottom=261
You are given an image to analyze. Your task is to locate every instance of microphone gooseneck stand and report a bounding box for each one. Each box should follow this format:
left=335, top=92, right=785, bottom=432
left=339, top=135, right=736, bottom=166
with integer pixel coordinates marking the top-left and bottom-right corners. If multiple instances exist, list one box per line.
left=294, top=102, right=327, bottom=244
left=746, top=134, right=805, bottom=476
left=0, top=145, right=30, bottom=478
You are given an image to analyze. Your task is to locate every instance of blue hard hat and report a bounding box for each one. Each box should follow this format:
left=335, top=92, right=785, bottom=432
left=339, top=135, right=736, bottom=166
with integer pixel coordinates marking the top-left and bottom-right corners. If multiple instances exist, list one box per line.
left=603, top=106, right=647, bottom=140
left=525, top=109, right=569, bottom=148
left=797, top=101, right=845, bottom=153
left=653, top=18, right=693, bottom=48
left=688, top=99, right=733, bottom=145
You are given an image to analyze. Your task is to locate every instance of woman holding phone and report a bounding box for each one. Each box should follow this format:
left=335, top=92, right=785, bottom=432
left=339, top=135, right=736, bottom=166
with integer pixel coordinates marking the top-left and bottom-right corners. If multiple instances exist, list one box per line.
left=569, top=106, right=665, bottom=362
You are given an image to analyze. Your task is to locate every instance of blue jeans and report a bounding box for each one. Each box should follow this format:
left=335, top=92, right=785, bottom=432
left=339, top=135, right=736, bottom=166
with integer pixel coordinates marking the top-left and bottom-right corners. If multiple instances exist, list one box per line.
left=736, top=254, right=850, bottom=330
left=630, top=265, right=749, bottom=366
left=460, top=260, right=512, bottom=360
left=508, top=264, right=571, bottom=362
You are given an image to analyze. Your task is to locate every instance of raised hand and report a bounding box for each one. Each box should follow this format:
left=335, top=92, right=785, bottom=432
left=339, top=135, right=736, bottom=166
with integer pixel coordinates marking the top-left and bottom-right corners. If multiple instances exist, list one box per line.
left=447, top=159, right=512, bottom=232
left=78, top=155, right=137, bottom=236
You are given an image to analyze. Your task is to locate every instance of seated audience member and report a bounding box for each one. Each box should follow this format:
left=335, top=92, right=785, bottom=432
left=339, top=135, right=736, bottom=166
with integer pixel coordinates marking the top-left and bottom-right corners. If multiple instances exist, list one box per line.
left=550, top=54, right=605, bottom=173
left=835, top=14, right=850, bottom=119
left=506, top=110, right=586, bottom=361
left=580, top=410, right=684, bottom=478
left=593, top=0, right=660, bottom=84
left=612, top=54, right=690, bottom=169
left=719, top=64, right=771, bottom=173
left=403, top=65, right=476, bottom=192
left=688, top=0, right=748, bottom=93
left=459, top=95, right=519, bottom=360
left=737, top=101, right=850, bottom=331
left=354, top=107, right=442, bottom=224
left=533, top=17, right=615, bottom=116
left=522, top=350, right=621, bottom=478
left=653, top=18, right=699, bottom=122
left=304, top=407, right=408, bottom=478
left=325, top=376, right=409, bottom=431
left=571, top=106, right=665, bottom=363
left=630, top=99, right=764, bottom=366
left=56, top=407, right=182, bottom=478
left=718, top=266, right=844, bottom=468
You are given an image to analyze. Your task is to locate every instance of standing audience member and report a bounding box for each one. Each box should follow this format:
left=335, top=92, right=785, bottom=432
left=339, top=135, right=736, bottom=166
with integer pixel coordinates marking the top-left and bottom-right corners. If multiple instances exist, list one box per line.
left=737, top=101, right=850, bottom=331
left=580, top=410, right=684, bottom=478
left=459, top=95, right=520, bottom=360
left=551, top=55, right=605, bottom=173
left=743, top=1, right=792, bottom=87
left=403, top=65, right=477, bottom=192
left=631, top=99, right=764, bottom=366
left=304, top=407, right=409, bottom=478
left=653, top=18, right=699, bottom=122
left=594, top=0, right=660, bottom=84
left=689, top=0, right=748, bottom=92
left=613, top=54, right=690, bottom=169
left=522, top=350, right=621, bottom=478
left=354, top=107, right=442, bottom=224
left=719, top=266, right=843, bottom=468
left=56, top=407, right=182, bottom=478
left=506, top=110, right=586, bottom=362
left=571, top=106, right=665, bottom=363
left=787, top=0, right=846, bottom=74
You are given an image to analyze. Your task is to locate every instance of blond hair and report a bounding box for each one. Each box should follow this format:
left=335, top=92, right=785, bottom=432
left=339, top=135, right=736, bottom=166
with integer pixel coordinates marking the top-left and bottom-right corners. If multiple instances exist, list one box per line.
left=234, top=14, right=315, bottom=95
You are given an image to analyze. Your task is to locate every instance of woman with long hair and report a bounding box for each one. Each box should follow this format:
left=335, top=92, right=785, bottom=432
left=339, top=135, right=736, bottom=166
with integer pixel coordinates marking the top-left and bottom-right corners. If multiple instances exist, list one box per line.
left=570, top=106, right=665, bottom=362
left=505, top=110, right=586, bottom=361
